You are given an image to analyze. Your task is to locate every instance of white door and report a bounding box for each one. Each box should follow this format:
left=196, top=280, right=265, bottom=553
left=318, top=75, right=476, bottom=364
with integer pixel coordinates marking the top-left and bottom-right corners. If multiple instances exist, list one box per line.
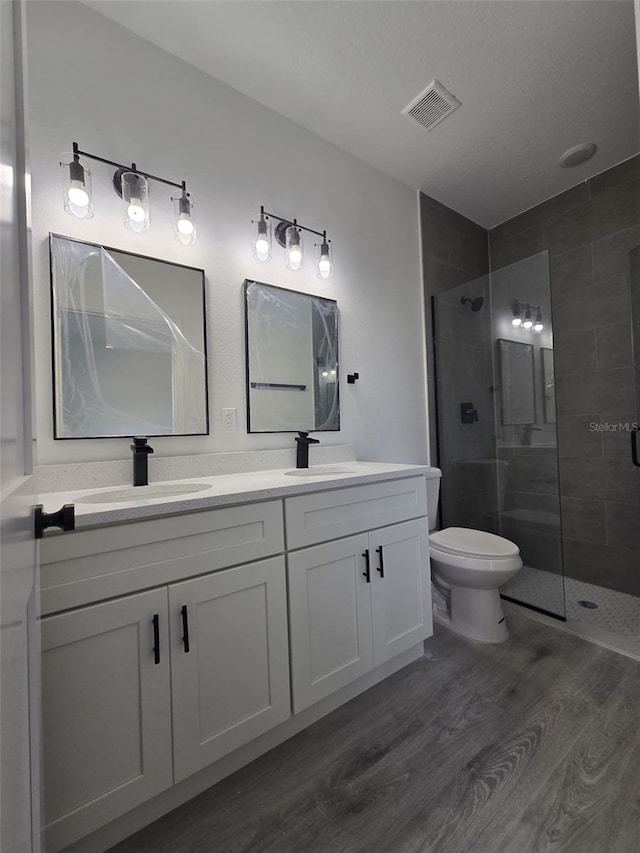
left=370, top=519, right=432, bottom=666
left=40, top=589, right=173, bottom=853
left=1, top=2, right=39, bottom=851
left=169, top=557, right=291, bottom=783
left=288, top=533, right=374, bottom=713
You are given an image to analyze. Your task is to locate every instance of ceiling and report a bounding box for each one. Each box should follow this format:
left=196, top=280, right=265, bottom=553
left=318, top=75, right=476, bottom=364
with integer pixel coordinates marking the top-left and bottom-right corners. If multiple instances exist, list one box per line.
left=83, top=0, right=639, bottom=228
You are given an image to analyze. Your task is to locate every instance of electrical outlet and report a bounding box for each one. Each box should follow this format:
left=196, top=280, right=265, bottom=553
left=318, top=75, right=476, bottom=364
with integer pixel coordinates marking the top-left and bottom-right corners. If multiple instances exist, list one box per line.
left=222, top=408, right=237, bottom=433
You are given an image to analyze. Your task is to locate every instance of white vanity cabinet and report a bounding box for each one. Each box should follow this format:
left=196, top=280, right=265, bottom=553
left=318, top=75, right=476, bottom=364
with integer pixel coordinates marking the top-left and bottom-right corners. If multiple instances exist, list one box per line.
left=41, top=588, right=173, bottom=853
left=39, top=468, right=432, bottom=853
left=286, top=479, right=431, bottom=712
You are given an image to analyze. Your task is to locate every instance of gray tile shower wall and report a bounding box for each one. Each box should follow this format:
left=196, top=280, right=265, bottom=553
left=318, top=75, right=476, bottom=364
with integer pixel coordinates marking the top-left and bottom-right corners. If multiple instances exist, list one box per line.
left=419, top=192, right=489, bottom=468
left=490, top=154, right=640, bottom=597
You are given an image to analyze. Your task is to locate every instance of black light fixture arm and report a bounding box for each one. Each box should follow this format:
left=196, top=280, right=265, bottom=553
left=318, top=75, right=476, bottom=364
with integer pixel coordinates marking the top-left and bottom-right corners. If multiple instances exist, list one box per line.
left=259, top=205, right=329, bottom=241
left=71, top=141, right=186, bottom=192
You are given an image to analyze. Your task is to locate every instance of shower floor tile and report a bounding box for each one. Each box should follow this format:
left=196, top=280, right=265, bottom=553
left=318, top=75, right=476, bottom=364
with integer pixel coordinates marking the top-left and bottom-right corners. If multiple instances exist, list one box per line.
left=503, top=565, right=640, bottom=639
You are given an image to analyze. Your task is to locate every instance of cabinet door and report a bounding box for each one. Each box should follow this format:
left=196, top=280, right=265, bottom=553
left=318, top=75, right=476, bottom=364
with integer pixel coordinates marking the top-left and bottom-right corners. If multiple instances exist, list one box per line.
left=169, top=557, right=290, bottom=782
left=370, top=519, right=432, bottom=666
left=288, top=534, right=373, bottom=713
left=41, top=589, right=172, bottom=853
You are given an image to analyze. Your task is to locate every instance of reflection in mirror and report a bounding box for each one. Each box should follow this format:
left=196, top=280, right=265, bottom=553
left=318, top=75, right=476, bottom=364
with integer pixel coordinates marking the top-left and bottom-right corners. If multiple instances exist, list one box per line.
left=50, top=234, right=208, bottom=438
left=497, top=339, right=535, bottom=425
left=245, top=280, right=339, bottom=433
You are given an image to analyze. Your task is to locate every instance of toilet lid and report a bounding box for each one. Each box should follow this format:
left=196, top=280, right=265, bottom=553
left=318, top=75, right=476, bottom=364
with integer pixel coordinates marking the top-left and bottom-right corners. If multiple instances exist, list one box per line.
left=429, top=527, right=520, bottom=559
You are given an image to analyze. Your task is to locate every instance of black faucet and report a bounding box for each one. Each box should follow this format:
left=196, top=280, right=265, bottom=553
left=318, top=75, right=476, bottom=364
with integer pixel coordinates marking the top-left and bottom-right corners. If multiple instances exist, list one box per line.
left=295, top=431, right=320, bottom=468
left=131, top=436, right=154, bottom=486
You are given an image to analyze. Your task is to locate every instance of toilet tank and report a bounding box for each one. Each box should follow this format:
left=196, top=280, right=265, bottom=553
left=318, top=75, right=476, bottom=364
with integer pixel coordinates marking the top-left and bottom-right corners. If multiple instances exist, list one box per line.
left=425, top=468, right=442, bottom=532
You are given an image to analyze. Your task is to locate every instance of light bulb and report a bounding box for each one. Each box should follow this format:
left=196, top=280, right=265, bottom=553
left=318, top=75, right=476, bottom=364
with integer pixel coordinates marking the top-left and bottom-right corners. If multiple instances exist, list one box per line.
left=67, top=182, right=89, bottom=208
left=523, top=318, right=533, bottom=330
left=177, top=215, right=195, bottom=235
left=285, top=224, right=303, bottom=270
left=127, top=201, right=145, bottom=222
left=173, top=189, right=196, bottom=245
left=317, top=238, right=332, bottom=279
left=511, top=317, right=522, bottom=328
left=322, top=370, right=329, bottom=377
left=534, top=311, right=544, bottom=333
left=255, top=236, right=270, bottom=260
left=122, top=171, right=149, bottom=232
left=62, top=153, right=93, bottom=218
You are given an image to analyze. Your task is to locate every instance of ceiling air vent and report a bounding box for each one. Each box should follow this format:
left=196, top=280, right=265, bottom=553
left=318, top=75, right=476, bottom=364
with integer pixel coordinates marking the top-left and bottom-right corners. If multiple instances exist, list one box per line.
left=402, top=79, right=461, bottom=132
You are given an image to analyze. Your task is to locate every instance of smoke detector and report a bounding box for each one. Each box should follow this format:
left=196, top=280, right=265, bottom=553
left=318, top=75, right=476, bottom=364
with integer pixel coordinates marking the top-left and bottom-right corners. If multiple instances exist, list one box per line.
left=559, top=142, right=597, bottom=168
left=402, top=79, right=461, bottom=132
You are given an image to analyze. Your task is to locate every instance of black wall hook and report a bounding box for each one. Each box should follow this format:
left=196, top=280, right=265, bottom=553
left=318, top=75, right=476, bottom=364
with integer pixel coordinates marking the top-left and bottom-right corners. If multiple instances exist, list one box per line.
left=347, top=373, right=360, bottom=384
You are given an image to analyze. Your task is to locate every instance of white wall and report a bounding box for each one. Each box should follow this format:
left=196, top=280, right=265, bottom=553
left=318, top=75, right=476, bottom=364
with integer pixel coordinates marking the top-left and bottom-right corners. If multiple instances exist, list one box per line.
left=26, top=1, right=428, bottom=466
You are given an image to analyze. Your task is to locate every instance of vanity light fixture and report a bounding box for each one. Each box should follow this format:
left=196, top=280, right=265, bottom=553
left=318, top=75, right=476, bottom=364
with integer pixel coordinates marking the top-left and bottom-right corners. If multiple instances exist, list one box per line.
left=252, top=205, right=332, bottom=278
left=512, top=300, right=544, bottom=333
left=61, top=142, right=196, bottom=244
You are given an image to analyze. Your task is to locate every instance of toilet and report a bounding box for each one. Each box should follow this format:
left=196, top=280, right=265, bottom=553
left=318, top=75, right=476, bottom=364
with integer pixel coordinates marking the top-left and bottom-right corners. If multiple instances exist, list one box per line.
left=426, top=468, right=522, bottom=644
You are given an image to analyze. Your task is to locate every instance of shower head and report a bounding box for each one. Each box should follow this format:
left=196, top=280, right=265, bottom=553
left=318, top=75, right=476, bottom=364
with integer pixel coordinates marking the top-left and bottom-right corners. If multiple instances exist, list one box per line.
left=461, top=296, right=484, bottom=312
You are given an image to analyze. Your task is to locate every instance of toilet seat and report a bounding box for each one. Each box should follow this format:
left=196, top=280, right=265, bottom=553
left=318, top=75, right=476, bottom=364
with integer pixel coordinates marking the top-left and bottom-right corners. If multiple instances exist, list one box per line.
left=429, top=527, right=519, bottom=560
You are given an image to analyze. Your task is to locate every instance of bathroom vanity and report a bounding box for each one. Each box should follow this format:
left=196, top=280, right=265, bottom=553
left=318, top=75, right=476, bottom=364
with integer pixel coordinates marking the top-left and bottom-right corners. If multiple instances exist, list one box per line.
left=39, top=463, right=433, bottom=852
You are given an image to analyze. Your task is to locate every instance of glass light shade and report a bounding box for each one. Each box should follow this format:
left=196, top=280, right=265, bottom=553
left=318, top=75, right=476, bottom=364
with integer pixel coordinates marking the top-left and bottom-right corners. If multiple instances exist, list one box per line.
left=61, top=154, right=93, bottom=219
left=511, top=303, right=521, bottom=327
left=523, top=308, right=533, bottom=330
left=317, top=240, right=332, bottom=279
left=253, top=217, right=271, bottom=261
left=122, top=171, right=149, bottom=233
left=534, top=312, right=544, bottom=332
left=173, top=191, right=196, bottom=245
left=285, top=225, right=303, bottom=270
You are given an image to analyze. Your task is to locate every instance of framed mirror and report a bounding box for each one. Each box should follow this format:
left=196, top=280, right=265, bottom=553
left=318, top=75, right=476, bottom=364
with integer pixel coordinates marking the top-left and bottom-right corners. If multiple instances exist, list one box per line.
left=541, top=347, right=556, bottom=424
left=497, top=338, right=535, bottom=425
left=50, top=234, right=208, bottom=438
left=244, top=279, right=339, bottom=433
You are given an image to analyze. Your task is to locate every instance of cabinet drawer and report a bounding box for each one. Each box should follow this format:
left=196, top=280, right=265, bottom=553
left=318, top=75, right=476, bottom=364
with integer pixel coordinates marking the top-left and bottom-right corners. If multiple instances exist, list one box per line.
left=284, top=476, right=427, bottom=549
left=41, top=500, right=284, bottom=615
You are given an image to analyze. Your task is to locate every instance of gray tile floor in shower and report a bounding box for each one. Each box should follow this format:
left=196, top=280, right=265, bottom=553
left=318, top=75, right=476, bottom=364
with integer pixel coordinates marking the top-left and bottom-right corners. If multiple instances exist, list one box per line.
left=503, top=565, right=640, bottom=652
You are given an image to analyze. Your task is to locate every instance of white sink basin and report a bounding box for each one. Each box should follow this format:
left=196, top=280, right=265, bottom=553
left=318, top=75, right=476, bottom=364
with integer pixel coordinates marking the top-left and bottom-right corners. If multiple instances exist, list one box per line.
left=76, top=483, right=213, bottom=504
left=284, top=467, right=360, bottom=477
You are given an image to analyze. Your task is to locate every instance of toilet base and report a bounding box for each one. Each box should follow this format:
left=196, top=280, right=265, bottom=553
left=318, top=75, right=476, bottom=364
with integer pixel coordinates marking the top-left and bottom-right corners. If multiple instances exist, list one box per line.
left=443, top=585, right=509, bottom=644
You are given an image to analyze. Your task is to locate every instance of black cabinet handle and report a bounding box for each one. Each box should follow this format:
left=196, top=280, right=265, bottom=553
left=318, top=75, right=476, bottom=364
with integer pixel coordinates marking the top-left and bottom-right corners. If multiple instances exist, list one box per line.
left=362, top=550, right=371, bottom=583
left=152, top=614, right=160, bottom=665
left=632, top=426, right=640, bottom=468
left=34, top=504, right=75, bottom=539
left=181, top=605, right=190, bottom=653
left=376, top=546, right=385, bottom=578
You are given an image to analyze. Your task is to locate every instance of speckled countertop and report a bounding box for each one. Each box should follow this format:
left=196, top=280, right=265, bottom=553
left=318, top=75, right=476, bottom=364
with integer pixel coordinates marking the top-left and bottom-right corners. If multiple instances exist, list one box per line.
left=40, top=462, right=439, bottom=530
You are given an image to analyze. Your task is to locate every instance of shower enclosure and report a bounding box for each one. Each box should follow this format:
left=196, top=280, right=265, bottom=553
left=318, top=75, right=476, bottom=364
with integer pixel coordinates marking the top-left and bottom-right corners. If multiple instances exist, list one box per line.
left=433, top=251, right=566, bottom=620
left=433, top=238, right=640, bottom=649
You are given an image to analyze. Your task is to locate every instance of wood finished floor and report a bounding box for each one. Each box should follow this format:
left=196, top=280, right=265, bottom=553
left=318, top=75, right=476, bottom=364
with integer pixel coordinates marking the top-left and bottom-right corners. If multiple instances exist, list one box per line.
left=108, top=613, right=640, bottom=853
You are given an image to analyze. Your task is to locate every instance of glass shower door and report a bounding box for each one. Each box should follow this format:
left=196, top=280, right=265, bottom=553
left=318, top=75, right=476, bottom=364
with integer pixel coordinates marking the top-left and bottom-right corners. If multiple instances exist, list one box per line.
left=629, top=247, right=640, bottom=574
